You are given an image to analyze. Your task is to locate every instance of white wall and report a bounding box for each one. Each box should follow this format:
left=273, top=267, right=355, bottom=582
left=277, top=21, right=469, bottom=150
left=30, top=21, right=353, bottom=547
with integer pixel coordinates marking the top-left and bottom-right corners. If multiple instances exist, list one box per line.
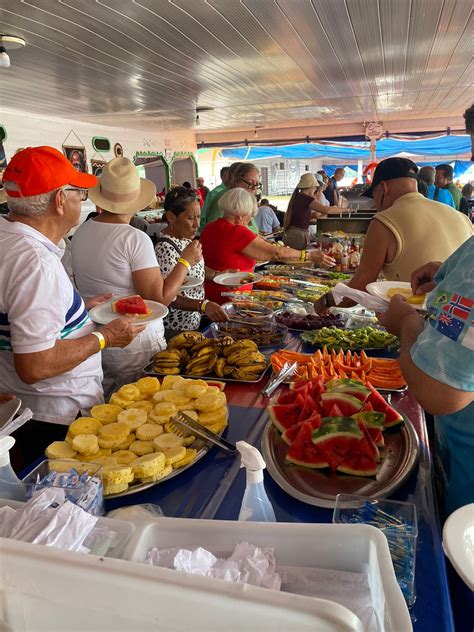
left=0, top=107, right=196, bottom=168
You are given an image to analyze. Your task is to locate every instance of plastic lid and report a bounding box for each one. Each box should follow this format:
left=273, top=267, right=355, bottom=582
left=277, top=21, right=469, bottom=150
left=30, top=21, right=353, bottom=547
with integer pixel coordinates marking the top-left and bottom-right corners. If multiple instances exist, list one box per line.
left=0, top=435, right=15, bottom=466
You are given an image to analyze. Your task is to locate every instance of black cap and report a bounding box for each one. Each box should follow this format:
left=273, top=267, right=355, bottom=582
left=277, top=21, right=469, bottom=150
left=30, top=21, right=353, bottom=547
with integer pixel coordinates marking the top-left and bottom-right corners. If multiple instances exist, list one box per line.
left=362, top=157, right=419, bottom=198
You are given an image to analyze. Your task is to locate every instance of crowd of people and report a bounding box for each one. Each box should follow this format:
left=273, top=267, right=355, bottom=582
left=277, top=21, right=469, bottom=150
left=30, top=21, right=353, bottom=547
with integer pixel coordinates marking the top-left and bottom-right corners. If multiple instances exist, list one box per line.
left=0, top=146, right=472, bottom=519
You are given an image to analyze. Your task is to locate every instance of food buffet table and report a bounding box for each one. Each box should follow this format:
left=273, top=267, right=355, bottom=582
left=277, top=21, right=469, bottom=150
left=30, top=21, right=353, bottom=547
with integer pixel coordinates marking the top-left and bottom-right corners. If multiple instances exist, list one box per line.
left=104, top=332, right=456, bottom=632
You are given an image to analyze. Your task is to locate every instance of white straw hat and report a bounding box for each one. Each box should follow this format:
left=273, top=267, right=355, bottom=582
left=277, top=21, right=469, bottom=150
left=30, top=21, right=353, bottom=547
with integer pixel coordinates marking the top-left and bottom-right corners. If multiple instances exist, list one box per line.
left=296, top=173, right=318, bottom=189
left=89, top=157, right=156, bottom=214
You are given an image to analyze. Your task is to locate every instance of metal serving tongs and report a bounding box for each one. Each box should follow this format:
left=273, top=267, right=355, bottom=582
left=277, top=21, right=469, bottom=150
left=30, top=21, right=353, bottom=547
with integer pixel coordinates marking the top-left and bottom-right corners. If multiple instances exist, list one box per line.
left=169, top=411, right=236, bottom=455
left=261, top=362, right=298, bottom=398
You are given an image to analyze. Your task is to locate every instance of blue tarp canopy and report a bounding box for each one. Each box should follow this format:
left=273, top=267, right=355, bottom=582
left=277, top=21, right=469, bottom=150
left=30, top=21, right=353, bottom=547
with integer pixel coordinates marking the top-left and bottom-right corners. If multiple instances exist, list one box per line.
left=221, top=135, right=471, bottom=161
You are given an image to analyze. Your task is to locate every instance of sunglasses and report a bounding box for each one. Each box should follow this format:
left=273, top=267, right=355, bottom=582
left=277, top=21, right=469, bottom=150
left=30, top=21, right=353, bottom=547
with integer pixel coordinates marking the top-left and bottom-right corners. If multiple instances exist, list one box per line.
left=240, top=178, right=262, bottom=191
left=64, top=187, right=89, bottom=201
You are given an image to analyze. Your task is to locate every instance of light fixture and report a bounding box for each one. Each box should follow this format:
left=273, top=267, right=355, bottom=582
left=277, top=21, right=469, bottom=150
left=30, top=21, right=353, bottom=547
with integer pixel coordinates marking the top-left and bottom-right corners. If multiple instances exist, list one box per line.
left=0, top=35, right=26, bottom=68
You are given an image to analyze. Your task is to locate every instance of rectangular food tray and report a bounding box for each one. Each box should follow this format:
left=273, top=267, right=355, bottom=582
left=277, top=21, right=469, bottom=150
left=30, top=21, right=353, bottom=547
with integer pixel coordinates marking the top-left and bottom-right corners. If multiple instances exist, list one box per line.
left=143, top=361, right=270, bottom=384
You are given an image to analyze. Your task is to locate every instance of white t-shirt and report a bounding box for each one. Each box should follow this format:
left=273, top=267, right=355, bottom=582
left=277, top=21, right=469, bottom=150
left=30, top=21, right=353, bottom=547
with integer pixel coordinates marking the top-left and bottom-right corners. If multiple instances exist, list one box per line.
left=0, top=218, right=103, bottom=424
left=71, top=220, right=159, bottom=298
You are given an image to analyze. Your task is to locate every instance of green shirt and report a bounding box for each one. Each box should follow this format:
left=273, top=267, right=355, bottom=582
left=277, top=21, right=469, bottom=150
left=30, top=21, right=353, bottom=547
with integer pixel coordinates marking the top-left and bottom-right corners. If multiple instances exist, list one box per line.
left=199, top=184, right=259, bottom=234
left=446, top=183, right=462, bottom=211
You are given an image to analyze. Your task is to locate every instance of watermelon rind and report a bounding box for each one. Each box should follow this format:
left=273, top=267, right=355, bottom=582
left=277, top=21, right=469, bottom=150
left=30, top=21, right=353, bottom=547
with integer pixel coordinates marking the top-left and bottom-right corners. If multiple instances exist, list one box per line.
left=312, top=417, right=362, bottom=444
left=337, top=462, right=378, bottom=476
left=320, top=392, right=364, bottom=416
left=326, top=378, right=371, bottom=401
left=352, top=411, right=385, bottom=429
left=268, top=404, right=300, bottom=434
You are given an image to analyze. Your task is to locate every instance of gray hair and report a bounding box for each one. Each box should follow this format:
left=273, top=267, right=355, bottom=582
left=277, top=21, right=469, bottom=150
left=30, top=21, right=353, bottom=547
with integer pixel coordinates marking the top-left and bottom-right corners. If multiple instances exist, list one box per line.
left=418, top=166, right=435, bottom=185
left=4, top=182, right=67, bottom=218
left=218, top=188, right=257, bottom=219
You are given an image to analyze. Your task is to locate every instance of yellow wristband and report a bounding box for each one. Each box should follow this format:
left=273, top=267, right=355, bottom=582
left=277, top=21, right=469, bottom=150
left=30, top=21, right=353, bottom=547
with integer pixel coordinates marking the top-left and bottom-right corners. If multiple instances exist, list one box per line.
left=178, top=257, right=191, bottom=270
left=300, top=250, right=307, bottom=262
left=91, top=331, right=106, bottom=350
left=200, top=300, right=209, bottom=314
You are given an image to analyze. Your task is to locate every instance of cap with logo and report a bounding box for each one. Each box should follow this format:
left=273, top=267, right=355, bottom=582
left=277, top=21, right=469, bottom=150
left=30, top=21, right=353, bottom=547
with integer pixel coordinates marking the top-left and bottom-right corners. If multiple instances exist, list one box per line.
left=362, top=157, right=419, bottom=198
left=3, top=146, right=98, bottom=198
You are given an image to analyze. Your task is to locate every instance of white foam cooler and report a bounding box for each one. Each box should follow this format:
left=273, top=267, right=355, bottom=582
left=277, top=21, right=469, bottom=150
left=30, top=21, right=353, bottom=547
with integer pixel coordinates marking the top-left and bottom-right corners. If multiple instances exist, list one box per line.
left=121, top=517, right=412, bottom=632
left=0, top=537, right=363, bottom=632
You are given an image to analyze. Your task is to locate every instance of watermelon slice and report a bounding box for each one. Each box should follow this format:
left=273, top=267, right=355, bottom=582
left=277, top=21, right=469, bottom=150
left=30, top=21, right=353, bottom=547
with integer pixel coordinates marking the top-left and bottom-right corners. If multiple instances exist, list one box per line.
left=277, top=389, right=298, bottom=405
left=320, top=392, right=363, bottom=417
left=268, top=404, right=300, bottom=433
left=352, top=411, right=386, bottom=448
left=337, top=451, right=378, bottom=476
left=326, top=378, right=370, bottom=403
left=112, top=294, right=150, bottom=315
left=286, top=421, right=329, bottom=468
left=366, top=382, right=404, bottom=428
left=312, top=417, right=363, bottom=471
left=298, top=394, right=318, bottom=421
left=282, top=413, right=321, bottom=445
left=355, top=419, right=380, bottom=462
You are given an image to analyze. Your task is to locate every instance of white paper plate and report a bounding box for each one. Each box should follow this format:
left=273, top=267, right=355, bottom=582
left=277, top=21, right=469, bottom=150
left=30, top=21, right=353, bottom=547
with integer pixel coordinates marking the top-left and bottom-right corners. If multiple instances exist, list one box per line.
left=180, top=276, right=203, bottom=290
left=366, top=281, right=427, bottom=310
left=442, top=503, right=474, bottom=590
left=89, top=298, right=168, bottom=325
left=213, top=272, right=263, bottom=286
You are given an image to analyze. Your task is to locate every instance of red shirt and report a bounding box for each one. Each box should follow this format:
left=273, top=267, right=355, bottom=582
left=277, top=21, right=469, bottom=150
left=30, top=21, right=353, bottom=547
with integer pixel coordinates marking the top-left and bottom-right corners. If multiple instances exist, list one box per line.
left=200, top=218, right=257, bottom=304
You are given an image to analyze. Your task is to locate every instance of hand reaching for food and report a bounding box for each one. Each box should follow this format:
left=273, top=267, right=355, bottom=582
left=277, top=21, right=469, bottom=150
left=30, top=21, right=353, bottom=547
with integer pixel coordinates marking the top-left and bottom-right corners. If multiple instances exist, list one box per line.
left=410, top=261, right=442, bottom=295
left=101, top=316, right=145, bottom=348
left=308, top=250, right=336, bottom=268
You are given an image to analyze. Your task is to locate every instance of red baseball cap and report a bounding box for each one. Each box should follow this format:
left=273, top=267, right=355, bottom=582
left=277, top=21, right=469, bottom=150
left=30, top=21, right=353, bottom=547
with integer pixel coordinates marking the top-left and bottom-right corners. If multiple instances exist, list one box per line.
left=3, top=146, right=98, bottom=197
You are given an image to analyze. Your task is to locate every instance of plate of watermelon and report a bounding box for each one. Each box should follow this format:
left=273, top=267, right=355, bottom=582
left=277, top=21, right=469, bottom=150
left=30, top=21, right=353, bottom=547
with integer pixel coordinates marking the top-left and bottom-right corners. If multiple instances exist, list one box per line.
left=261, top=377, right=419, bottom=508
left=89, top=295, right=169, bottom=325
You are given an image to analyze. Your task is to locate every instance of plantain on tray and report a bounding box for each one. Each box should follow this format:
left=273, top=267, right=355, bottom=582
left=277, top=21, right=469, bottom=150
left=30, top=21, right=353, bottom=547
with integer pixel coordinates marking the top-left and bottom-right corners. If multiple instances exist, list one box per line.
left=152, top=332, right=268, bottom=381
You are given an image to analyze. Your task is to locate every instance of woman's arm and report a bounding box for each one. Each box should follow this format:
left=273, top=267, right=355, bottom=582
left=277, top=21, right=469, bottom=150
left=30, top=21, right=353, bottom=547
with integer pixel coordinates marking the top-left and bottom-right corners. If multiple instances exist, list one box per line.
left=309, top=198, right=349, bottom=215
left=170, top=295, right=228, bottom=322
left=132, top=265, right=186, bottom=306
left=241, top=236, right=334, bottom=266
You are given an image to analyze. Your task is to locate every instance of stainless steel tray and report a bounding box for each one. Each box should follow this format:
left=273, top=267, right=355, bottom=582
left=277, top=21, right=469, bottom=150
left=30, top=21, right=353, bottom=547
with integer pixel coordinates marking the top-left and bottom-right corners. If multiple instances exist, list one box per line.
left=106, top=436, right=222, bottom=499
left=143, top=361, right=270, bottom=384
left=261, top=410, right=419, bottom=508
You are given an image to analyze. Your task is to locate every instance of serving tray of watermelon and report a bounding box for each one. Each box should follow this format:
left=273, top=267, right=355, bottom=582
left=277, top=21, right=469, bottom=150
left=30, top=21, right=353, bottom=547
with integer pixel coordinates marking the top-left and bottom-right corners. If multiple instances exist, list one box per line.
left=261, top=377, right=419, bottom=508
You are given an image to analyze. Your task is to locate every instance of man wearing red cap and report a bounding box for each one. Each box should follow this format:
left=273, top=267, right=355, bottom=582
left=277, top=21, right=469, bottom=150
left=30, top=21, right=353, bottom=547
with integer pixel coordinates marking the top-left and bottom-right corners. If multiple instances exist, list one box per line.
left=0, top=146, right=143, bottom=466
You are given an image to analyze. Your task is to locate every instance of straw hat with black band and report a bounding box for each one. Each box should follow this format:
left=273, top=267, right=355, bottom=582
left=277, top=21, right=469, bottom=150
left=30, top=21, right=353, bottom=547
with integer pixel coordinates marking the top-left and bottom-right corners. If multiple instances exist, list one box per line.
left=89, top=157, right=156, bottom=214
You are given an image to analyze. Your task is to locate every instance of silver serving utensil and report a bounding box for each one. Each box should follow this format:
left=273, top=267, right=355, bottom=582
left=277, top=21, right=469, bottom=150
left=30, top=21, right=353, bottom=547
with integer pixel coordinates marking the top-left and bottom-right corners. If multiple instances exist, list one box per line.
left=169, top=411, right=236, bottom=455
left=262, top=362, right=298, bottom=398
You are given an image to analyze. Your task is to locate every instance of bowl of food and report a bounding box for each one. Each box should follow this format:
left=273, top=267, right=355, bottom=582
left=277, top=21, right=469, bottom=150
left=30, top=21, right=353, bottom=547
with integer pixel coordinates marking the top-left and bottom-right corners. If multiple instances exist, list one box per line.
left=221, top=301, right=274, bottom=323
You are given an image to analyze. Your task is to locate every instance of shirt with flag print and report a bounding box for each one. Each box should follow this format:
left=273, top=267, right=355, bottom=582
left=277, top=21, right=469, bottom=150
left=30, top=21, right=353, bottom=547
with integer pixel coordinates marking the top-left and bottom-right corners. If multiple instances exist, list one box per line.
left=411, top=236, right=474, bottom=517
left=0, top=218, right=103, bottom=424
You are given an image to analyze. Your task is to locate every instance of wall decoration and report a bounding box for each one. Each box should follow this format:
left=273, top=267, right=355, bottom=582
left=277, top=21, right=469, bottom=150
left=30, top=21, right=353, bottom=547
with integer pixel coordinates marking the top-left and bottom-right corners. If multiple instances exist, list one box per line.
left=91, top=158, right=107, bottom=177
left=114, top=143, right=123, bottom=157
left=63, top=145, right=88, bottom=173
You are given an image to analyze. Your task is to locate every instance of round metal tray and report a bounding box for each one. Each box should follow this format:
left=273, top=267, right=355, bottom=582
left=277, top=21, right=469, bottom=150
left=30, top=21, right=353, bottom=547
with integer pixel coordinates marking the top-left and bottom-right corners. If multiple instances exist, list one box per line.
left=261, top=410, right=419, bottom=508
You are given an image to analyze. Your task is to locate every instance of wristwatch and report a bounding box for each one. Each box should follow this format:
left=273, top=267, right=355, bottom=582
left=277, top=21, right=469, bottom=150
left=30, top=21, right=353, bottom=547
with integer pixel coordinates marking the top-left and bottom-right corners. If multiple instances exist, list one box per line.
left=323, top=293, right=334, bottom=308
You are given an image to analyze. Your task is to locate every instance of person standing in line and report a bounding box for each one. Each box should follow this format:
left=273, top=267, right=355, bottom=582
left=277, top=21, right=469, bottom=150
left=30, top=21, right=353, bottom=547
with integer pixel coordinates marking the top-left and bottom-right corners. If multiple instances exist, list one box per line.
left=418, top=166, right=455, bottom=208
left=377, top=238, right=474, bottom=519
left=198, top=165, right=232, bottom=233
left=255, top=198, right=281, bottom=235
left=435, top=164, right=462, bottom=211
left=0, top=147, right=142, bottom=466
left=324, top=167, right=345, bottom=206
left=196, top=176, right=210, bottom=202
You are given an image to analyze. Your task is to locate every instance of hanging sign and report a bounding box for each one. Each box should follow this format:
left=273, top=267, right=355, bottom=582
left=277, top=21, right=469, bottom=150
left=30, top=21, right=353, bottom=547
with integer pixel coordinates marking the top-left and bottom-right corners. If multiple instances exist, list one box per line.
left=364, top=122, right=383, bottom=141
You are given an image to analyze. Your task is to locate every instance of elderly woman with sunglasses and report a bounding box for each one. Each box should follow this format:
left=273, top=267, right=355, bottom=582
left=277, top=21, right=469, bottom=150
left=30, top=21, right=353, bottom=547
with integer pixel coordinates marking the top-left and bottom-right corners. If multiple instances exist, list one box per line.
left=199, top=162, right=261, bottom=234
left=155, top=187, right=227, bottom=335
left=200, top=188, right=335, bottom=305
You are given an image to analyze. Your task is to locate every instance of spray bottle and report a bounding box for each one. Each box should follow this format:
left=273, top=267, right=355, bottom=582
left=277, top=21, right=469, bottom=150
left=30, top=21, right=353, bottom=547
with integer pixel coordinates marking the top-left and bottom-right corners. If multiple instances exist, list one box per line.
left=236, top=441, right=276, bottom=522
left=0, top=436, right=26, bottom=501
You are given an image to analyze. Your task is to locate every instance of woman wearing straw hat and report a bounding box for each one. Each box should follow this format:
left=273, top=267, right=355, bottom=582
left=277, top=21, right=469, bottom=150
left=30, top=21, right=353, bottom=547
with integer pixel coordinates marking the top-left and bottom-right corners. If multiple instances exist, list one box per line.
left=283, top=173, right=347, bottom=250
left=71, top=157, right=202, bottom=393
